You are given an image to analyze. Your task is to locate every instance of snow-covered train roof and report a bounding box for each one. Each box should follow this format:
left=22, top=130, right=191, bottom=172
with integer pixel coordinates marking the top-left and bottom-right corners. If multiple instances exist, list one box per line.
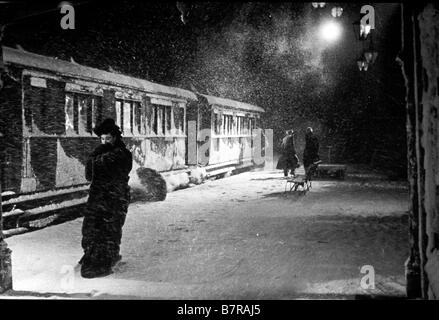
left=199, top=93, right=265, bottom=113
left=2, top=46, right=197, bottom=101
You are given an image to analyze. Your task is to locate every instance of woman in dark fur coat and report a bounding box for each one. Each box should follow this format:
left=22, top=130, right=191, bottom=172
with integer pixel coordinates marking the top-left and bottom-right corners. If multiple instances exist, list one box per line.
left=80, top=118, right=132, bottom=278
left=276, top=129, right=299, bottom=177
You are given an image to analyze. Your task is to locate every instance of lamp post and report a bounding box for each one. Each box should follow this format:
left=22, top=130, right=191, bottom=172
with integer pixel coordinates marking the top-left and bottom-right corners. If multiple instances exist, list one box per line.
left=353, top=19, right=378, bottom=72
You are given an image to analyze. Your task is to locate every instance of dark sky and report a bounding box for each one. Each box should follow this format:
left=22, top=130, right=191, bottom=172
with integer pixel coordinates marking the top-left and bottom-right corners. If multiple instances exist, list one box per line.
left=0, top=1, right=407, bottom=172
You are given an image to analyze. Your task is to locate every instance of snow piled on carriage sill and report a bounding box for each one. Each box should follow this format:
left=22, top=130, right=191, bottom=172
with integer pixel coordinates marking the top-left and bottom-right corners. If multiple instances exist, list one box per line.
left=128, top=167, right=209, bottom=202
left=165, top=167, right=208, bottom=192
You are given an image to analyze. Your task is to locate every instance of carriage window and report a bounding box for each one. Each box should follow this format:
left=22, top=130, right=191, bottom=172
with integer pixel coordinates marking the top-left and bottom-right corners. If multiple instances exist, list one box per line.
left=141, top=104, right=147, bottom=135
left=65, top=92, right=101, bottom=135
left=174, top=106, right=185, bottom=135
left=165, top=106, right=172, bottom=135
left=249, top=117, right=255, bottom=134
left=152, top=105, right=157, bottom=134
left=91, top=98, right=101, bottom=130
left=123, top=101, right=132, bottom=135
left=213, top=113, right=219, bottom=135
left=161, top=106, right=166, bottom=135
left=229, top=115, right=233, bottom=135
left=133, top=102, right=142, bottom=135
left=115, top=99, right=141, bottom=136
left=65, top=94, right=75, bottom=135
left=223, top=115, right=229, bottom=135
left=78, top=96, right=88, bottom=135
left=152, top=104, right=165, bottom=135
left=115, top=100, right=122, bottom=130
left=224, top=115, right=233, bottom=135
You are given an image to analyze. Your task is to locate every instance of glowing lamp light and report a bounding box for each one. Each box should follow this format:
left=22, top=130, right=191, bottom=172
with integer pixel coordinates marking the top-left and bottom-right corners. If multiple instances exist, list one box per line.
left=312, top=2, right=326, bottom=8
left=331, top=7, right=343, bottom=18
left=357, top=59, right=368, bottom=71
left=319, top=20, right=342, bottom=42
left=360, top=24, right=371, bottom=40
left=363, top=49, right=378, bottom=64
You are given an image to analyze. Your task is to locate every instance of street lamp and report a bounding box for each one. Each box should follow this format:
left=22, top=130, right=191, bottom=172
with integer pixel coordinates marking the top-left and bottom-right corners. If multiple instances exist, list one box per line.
left=352, top=20, right=371, bottom=41
left=312, top=3, right=326, bottom=9
left=331, top=6, right=343, bottom=18
left=319, top=20, right=342, bottom=42
left=352, top=18, right=378, bottom=71
left=357, top=58, right=368, bottom=71
left=363, top=49, right=378, bottom=64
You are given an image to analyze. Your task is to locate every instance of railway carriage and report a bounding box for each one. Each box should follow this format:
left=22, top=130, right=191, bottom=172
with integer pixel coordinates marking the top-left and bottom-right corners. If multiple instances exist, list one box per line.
left=0, top=46, right=196, bottom=195
left=187, top=94, right=265, bottom=174
left=0, top=46, right=266, bottom=212
left=0, top=46, right=266, bottom=234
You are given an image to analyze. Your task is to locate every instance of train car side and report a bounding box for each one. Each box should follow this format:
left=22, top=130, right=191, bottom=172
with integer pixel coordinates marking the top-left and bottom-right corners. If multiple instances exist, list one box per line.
left=191, top=93, right=265, bottom=170
left=1, top=46, right=196, bottom=195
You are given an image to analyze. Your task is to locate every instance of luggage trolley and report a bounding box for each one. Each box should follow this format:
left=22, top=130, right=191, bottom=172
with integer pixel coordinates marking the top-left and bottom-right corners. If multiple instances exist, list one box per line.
left=285, top=161, right=322, bottom=194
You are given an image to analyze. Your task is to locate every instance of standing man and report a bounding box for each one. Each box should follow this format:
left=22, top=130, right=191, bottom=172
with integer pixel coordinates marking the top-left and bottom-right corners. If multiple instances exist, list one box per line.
left=276, top=129, right=299, bottom=177
left=80, top=118, right=132, bottom=278
left=303, top=127, right=320, bottom=175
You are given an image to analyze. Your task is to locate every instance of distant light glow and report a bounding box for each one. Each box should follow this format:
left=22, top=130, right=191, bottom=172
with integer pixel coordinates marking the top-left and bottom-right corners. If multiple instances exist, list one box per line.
left=312, top=2, right=326, bottom=8
left=319, top=21, right=342, bottom=42
left=360, top=24, right=371, bottom=38
left=58, top=1, right=72, bottom=8
left=331, top=7, right=343, bottom=18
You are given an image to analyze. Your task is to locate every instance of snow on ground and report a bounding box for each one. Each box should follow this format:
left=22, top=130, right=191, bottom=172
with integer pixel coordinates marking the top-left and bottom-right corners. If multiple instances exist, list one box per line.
left=2, top=167, right=409, bottom=299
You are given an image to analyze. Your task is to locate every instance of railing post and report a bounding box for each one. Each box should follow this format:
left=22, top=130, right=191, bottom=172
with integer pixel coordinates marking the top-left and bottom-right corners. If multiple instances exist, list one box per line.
left=0, top=27, right=13, bottom=294
left=0, top=169, right=13, bottom=293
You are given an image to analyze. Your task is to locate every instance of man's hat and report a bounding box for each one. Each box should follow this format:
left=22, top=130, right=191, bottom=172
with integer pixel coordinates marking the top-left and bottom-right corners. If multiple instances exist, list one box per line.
left=93, top=118, right=122, bottom=136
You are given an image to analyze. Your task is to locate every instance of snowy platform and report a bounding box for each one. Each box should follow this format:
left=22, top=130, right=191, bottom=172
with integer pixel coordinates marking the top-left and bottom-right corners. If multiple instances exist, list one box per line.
left=2, top=169, right=408, bottom=299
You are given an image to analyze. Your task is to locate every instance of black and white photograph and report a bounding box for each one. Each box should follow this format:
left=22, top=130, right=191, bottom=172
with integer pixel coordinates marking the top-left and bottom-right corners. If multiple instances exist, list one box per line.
left=0, top=0, right=438, bottom=306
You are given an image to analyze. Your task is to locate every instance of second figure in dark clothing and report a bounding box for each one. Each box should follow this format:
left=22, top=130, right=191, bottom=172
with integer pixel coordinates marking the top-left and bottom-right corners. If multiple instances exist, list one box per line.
left=80, top=118, right=133, bottom=278
left=303, top=127, right=320, bottom=175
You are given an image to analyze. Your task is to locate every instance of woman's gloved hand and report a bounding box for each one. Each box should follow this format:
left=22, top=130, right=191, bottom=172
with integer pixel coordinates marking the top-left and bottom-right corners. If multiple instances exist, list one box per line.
left=91, top=143, right=112, bottom=157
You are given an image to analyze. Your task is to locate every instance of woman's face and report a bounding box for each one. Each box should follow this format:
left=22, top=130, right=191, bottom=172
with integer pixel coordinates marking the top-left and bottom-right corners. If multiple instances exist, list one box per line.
left=101, top=133, right=116, bottom=145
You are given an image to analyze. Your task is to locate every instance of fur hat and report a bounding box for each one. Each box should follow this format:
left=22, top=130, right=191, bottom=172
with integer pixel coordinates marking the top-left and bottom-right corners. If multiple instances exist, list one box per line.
left=93, top=118, right=122, bottom=137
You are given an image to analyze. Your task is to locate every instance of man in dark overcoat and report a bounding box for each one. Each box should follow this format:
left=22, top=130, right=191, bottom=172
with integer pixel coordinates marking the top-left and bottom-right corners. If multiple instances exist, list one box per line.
left=276, top=129, right=299, bottom=177
left=303, top=127, right=320, bottom=174
left=80, top=118, right=132, bottom=278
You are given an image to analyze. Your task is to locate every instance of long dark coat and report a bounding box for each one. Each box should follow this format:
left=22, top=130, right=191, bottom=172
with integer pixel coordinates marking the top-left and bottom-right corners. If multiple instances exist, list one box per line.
left=81, top=139, right=132, bottom=271
left=276, top=134, right=299, bottom=170
left=303, top=133, right=320, bottom=168
left=85, top=140, right=132, bottom=216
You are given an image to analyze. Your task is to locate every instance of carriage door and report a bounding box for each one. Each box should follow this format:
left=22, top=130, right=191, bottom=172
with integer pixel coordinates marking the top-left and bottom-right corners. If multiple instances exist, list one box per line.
left=185, top=100, right=198, bottom=165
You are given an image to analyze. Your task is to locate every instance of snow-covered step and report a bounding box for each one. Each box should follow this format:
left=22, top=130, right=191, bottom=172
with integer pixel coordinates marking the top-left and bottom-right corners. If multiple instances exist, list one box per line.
left=207, top=166, right=236, bottom=178
left=3, top=227, right=29, bottom=238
